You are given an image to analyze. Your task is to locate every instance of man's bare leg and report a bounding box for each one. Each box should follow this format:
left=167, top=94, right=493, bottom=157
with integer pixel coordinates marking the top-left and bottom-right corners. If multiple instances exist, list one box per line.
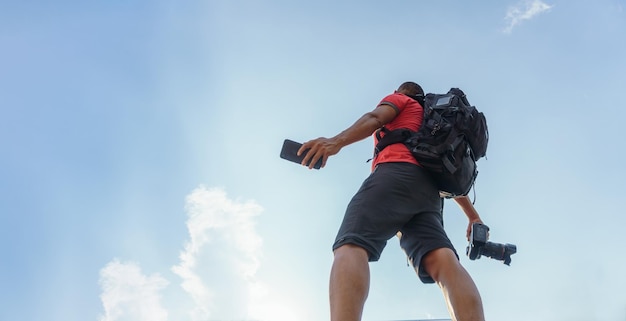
left=329, top=244, right=370, bottom=321
left=422, top=248, right=485, bottom=321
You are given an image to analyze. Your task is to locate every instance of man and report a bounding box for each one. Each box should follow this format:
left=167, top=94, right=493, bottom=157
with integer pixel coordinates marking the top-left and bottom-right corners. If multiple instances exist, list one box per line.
left=298, top=82, right=486, bottom=321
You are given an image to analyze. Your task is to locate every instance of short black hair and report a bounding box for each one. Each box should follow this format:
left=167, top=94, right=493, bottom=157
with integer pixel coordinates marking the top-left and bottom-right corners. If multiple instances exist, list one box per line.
left=397, top=82, right=424, bottom=96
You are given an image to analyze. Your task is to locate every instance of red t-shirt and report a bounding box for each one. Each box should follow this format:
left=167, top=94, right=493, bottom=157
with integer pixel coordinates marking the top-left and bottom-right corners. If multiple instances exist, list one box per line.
left=372, top=93, right=423, bottom=169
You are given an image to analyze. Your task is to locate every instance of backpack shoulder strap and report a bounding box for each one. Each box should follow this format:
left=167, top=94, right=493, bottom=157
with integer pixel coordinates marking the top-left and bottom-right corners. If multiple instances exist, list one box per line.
left=373, top=127, right=413, bottom=156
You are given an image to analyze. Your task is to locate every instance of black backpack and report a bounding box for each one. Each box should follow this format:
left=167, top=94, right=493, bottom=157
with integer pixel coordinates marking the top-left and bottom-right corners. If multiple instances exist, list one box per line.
left=374, top=88, right=488, bottom=197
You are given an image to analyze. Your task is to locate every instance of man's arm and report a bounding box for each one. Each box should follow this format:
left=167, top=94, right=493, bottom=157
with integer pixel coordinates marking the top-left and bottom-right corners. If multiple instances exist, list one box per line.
left=454, top=195, right=484, bottom=240
left=298, top=105, right=397, bottom=169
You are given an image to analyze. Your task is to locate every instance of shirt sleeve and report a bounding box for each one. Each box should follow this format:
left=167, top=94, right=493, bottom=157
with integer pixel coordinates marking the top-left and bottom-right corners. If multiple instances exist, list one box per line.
left=377, top=93, right=407, bottom=114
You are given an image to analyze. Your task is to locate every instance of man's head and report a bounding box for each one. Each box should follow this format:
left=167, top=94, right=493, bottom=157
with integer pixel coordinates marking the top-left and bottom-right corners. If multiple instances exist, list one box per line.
left=396, top=81, right=424, bottom=97
left=396, top=82, right=424, bottom=105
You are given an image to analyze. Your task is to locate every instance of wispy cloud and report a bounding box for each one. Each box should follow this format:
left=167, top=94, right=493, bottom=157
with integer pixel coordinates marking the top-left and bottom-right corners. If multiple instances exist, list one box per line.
left=171, top=186, right=264, bottom=321
left=503, top=0, right=554, bottom=34
left=98, top=259, right=169, bottom=321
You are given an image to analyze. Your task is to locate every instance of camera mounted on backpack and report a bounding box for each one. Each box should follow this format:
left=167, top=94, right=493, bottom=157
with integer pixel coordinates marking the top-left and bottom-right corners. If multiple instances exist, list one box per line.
left=466, top=222, right=517, bottom=266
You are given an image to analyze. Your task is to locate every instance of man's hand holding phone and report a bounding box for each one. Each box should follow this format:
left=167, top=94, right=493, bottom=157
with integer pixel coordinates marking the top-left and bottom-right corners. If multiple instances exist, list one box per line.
left=298, top=137, right=342, bottom=169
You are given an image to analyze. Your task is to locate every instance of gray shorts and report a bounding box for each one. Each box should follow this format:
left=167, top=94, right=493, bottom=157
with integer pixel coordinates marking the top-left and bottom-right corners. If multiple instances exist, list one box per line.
left=332, top=162, right=458, bottom=283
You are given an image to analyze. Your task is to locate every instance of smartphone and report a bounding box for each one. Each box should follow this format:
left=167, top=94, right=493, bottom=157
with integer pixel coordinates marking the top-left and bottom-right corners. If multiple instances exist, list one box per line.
left=280, top=139, right=323, bottom=169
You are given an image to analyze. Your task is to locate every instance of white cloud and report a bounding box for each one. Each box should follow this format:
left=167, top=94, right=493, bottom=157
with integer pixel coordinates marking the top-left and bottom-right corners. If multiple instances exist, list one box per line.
left=98, top=186, right=272, bottom=321
left=98, top=259, right=169, bottom=321
left=171, top=186, right=264, bottom=321
left=503, top=0, right=554, bottom=34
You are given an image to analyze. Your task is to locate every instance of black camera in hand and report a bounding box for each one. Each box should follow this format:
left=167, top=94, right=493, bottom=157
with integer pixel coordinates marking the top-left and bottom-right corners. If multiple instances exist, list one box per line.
left=466, top=223, right=517, bottom=266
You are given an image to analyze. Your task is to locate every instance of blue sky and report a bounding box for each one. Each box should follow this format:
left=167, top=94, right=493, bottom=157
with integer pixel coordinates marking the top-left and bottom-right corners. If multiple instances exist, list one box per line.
left=1, top=0, right=625, bottom=320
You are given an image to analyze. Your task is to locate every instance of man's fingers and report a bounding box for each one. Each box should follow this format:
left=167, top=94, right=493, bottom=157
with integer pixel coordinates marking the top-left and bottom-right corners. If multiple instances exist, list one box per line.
left=298, top=138, right=331, bottom=169
left=301, top=146, right=320, bottom=168
left=308, top=152, right=325, bottom=169
left=305, top=148, right=322, bottom=169
left=320, top=155, right=328, bottom=168
left=298, top=141, right=314, bottom=166
left=300, top=149, right=312, bottom=167
left=297, top=141, right=311, bottom=156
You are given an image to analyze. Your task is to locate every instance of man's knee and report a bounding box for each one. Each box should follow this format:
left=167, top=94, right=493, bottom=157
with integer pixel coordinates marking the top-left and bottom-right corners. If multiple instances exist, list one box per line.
left=334, top=244, right=369, bottom=261
left=422, top=248, right=461, bottom=282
